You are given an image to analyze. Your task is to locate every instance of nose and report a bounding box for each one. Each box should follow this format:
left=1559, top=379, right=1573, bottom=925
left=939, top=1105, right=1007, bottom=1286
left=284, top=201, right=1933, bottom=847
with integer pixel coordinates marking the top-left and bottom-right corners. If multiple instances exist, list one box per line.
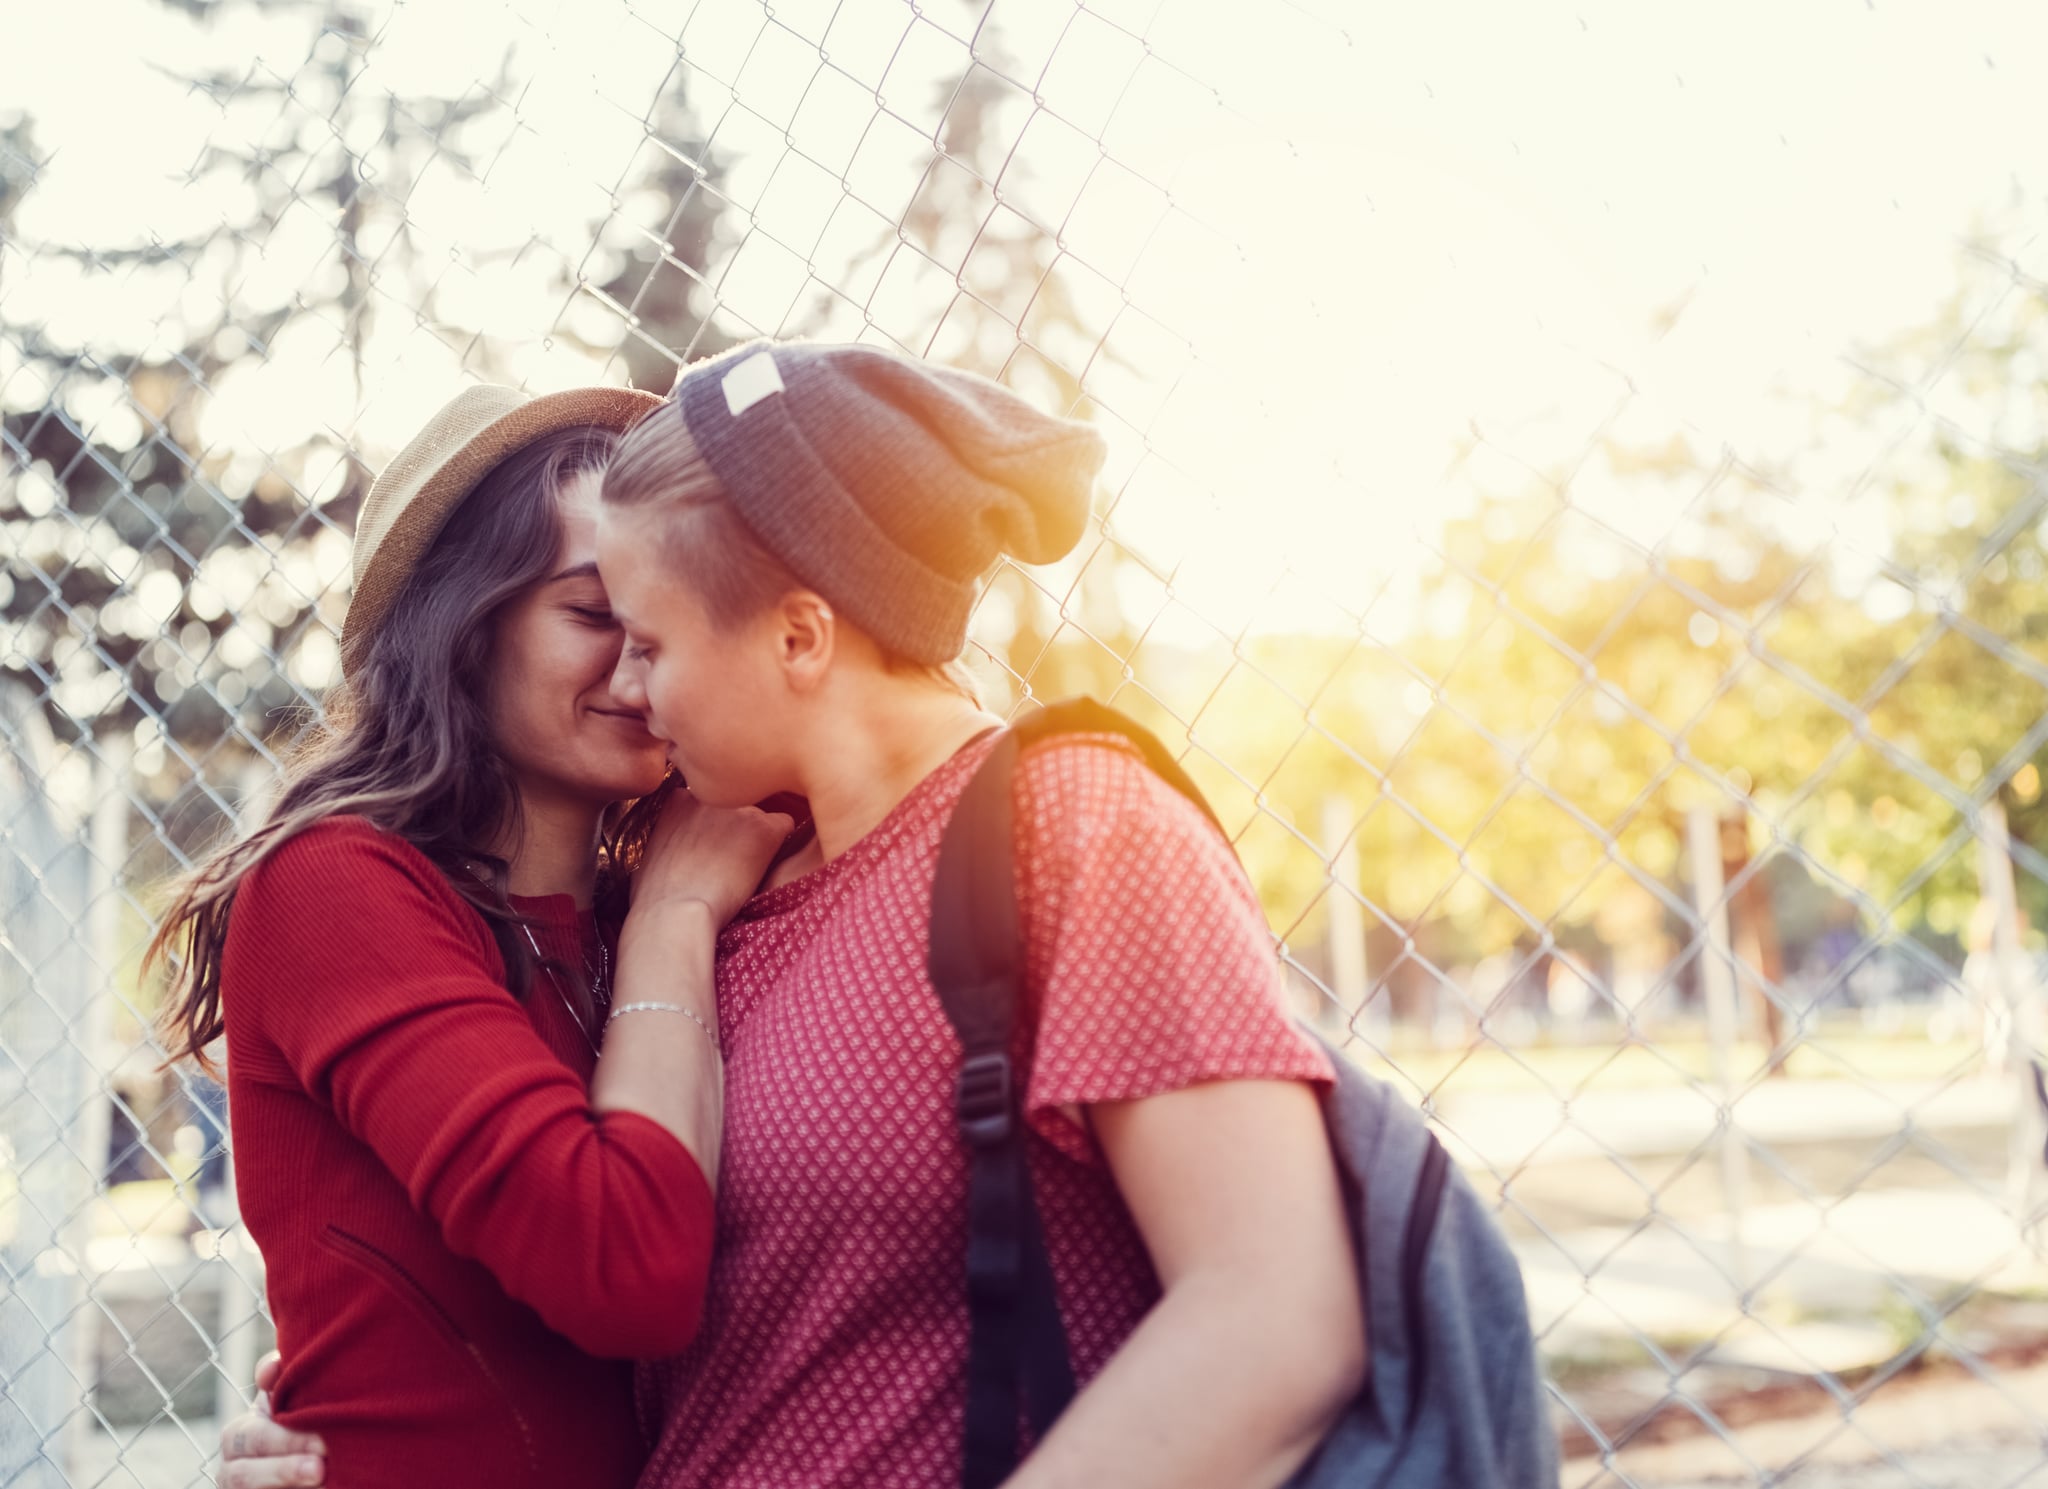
left=609, top=652, right=648, bottom=714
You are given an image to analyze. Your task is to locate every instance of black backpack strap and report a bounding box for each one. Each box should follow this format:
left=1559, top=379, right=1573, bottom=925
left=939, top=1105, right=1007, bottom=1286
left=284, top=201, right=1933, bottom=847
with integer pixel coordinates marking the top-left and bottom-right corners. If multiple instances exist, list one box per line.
left=930, top=698, right=1230, bottom=1487
left=930, top=727, right=1076, bottom=1489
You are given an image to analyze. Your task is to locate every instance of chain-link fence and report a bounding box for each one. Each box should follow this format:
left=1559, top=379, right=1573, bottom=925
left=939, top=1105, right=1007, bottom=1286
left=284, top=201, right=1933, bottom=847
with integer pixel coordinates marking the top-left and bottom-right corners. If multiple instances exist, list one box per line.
left=6, top=2, right=2048, bottom=1485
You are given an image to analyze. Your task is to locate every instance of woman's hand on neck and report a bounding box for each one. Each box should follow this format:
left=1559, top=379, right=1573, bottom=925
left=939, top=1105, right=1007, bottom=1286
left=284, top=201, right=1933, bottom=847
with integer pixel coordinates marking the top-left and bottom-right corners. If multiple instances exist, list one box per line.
left=497, top=786, right=609, bottom=907
left=798, top=678, right=999, bottom=863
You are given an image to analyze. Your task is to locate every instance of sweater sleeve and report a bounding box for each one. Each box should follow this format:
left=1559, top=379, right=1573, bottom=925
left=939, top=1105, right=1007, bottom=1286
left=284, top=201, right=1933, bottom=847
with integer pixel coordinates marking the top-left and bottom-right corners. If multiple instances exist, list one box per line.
left=222, top=819, right=714, bottom=1359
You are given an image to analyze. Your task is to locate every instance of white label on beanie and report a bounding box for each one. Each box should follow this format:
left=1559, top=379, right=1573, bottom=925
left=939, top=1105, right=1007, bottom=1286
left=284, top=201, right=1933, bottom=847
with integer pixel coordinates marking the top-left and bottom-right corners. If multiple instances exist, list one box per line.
left=721, top=350, right=786, bottom=418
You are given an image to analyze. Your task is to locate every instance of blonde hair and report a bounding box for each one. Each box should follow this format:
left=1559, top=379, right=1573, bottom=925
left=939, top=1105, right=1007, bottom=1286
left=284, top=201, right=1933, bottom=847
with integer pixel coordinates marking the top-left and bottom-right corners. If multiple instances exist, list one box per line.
left=603, top=406, right=984, bottom=705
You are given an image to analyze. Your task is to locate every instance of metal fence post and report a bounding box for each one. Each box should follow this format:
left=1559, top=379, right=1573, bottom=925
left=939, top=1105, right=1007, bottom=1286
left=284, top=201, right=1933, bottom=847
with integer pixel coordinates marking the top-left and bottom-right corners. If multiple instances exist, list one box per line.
left=1321, top=795, right=1378, bottom=1043
left=1977, top=799, right=2043, bottom=1243
left=0, top=683, right=92, bottom=1489
left=1688, top=805, right=1752, bottom=1289
left=211, top=756, right=281, bottom=1428
left=58, top=737, right=128, bottom=1472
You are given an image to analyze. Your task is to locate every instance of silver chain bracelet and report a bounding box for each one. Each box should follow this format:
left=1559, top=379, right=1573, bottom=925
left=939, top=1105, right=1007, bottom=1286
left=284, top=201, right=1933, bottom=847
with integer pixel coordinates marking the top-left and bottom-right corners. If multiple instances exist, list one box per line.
left=605, top=1000, right=721, bottom=1056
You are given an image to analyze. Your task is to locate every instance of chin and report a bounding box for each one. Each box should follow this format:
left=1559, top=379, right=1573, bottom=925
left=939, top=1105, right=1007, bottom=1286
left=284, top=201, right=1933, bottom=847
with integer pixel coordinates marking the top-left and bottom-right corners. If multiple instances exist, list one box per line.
left=664, top=740, right=777, bottom=808
left=672, top=772, right=762, bottom=811
left=581, top=753, right=672, bottom=803
left=624, top=762, right=675, bottom=799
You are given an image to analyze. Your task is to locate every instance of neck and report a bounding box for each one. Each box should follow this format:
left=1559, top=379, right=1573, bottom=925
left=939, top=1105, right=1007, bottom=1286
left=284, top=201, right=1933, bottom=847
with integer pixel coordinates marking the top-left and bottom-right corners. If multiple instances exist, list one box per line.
left=798, top=683, right=999, bottom=862
left=498, top=788, right=606, bottom=907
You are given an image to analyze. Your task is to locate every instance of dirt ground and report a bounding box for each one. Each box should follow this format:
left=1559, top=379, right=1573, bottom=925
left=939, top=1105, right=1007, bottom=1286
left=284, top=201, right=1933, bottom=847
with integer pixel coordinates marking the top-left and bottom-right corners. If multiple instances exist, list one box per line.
left=1563, top=1353, right=2048, bottom=1487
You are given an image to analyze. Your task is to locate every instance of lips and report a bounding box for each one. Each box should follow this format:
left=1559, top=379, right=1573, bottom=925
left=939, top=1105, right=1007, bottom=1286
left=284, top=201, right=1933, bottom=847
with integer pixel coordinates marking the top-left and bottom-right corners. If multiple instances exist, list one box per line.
left=592, top=708, right=674, bottom=746
left=590, top=708, right=658, bottom=734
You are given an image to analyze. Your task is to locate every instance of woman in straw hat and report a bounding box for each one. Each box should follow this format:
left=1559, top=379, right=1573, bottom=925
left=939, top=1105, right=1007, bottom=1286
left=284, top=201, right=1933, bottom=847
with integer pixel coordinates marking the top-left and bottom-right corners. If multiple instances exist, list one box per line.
left=154, top=385, right=792, bottom=1489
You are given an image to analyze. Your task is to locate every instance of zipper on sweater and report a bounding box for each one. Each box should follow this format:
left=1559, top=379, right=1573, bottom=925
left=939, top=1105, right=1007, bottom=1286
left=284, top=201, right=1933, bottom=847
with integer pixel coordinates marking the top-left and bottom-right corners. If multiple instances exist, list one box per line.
left=318, top=1224, right=544, bottom=1479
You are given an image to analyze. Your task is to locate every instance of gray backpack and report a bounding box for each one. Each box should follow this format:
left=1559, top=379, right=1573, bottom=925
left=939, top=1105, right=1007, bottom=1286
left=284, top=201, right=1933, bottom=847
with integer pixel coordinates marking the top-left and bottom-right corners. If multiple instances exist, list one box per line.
left=928, top=699, right=1559, bottom=1489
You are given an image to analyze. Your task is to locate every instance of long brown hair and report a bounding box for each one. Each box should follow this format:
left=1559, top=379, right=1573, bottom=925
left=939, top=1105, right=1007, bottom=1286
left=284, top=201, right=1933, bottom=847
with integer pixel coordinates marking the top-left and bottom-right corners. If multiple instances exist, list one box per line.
left=601, top=407, right=983, bottom=704
left=152, top=424, right=665, bottom=1069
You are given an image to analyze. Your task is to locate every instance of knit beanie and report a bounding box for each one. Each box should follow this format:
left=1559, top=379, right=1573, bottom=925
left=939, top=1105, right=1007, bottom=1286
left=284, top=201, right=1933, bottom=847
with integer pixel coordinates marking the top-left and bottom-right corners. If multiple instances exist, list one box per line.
left=671, top=340, right=1106, bottom=665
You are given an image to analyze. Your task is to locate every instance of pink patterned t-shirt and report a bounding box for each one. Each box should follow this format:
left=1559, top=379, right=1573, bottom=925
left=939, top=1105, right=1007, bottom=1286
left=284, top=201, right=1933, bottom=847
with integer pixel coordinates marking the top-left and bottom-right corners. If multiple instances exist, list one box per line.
left=635, top=734, right=1332, bottom=1489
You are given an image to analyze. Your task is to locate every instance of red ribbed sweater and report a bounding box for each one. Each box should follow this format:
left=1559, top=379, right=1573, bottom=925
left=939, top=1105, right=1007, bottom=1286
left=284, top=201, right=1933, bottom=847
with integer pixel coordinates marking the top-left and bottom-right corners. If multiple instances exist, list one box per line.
left=220, top=817, right=712, bottom=1489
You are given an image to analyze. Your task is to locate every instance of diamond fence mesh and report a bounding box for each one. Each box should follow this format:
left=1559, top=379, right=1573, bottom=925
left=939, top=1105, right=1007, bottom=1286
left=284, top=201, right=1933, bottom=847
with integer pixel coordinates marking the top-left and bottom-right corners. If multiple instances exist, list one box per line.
left=5, top=2, right=2048, bottom=1486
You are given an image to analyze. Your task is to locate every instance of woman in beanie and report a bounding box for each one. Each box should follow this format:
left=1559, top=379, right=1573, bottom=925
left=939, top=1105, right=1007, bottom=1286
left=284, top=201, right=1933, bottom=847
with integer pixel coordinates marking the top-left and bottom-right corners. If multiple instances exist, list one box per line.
left=157, top=387, right=792, bottom=1488
left=596, top=342, right=1366, bottom=1489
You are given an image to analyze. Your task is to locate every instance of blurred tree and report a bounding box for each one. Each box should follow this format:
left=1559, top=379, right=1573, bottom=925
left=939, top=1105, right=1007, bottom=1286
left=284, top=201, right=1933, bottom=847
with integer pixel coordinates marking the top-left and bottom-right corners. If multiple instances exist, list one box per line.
left=1182, top=242, right=2048, bottom=1031
left=1162, top=449, right=1905, bottom=1033
left=583, top=80, right=731, bottom=393
left=1818, top=250, right=2048, bottom=944
left=4, top=1, right=499, bottom=813
left=0, top=0, right=728, bottom=860
left=1275, top=498, right=1803, bottom=950
left=769, top=44, right=1138, bottom=707
left=0, top=114, right=37, bottom=277
left=1609, top=260, right=2048, bottom=979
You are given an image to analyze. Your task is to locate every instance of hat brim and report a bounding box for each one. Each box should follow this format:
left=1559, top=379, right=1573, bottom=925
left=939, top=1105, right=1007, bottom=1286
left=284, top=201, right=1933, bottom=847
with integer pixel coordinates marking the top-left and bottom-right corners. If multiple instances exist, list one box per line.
left=341, top=385, right=664, bottom=670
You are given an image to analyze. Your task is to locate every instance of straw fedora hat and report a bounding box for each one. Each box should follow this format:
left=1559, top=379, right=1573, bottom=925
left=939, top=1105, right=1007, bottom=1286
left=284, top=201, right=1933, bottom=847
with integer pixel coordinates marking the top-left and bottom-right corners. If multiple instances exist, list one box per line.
left=341, top=384, right=664, bottom=673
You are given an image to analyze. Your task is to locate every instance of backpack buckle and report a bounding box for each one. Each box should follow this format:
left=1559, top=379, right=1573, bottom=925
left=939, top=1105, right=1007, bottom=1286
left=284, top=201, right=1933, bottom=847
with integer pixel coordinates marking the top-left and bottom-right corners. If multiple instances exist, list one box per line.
left=956, top=1051, right=1014, bottom=1148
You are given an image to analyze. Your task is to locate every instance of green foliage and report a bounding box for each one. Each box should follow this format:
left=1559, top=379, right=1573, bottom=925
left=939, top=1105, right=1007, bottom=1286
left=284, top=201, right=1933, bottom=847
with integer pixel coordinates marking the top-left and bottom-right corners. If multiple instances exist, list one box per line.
left=1021, top=253, right=2048, bottom=982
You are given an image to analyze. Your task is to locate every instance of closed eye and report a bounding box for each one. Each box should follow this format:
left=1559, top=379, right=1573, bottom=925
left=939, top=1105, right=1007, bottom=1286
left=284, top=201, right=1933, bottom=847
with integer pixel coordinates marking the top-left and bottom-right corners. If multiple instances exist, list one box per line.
left=569, top=606, right=616, bottom=625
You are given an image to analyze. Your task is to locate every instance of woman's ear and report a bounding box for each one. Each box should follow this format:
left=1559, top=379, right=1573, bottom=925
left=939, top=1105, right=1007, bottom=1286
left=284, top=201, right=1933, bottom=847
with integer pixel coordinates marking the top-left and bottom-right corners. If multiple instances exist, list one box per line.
left=774, top=590, right=836, bottom=692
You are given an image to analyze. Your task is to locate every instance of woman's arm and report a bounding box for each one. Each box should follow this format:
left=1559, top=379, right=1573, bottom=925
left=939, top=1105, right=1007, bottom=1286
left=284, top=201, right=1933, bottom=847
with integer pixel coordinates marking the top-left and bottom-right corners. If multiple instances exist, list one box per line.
left=229, top=822, right=722, bottom=1359
left=589, top=790, right=793, bottom=1189
left=215, top=798, right=789, bottom=1483
left=1002, top=1078, right=1364, bottom=1489
left=212, top=897, right=724, bottom=1489
left=590, top=898, right=725, bottom=1184
left=995, top=739, right=1364, bottom=1488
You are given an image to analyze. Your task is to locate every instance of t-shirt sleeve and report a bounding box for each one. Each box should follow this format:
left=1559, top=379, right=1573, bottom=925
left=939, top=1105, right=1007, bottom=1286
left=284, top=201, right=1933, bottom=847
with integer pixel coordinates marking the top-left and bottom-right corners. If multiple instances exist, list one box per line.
left=1014, top=739, right=1332, bottom=1163
left=222, top=819, right=714, bottom=1359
